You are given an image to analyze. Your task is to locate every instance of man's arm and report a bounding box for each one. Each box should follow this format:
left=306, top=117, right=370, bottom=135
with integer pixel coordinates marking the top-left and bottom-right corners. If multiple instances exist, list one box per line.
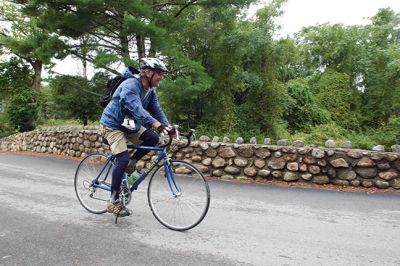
left=147, top=90, right=169, bottom=125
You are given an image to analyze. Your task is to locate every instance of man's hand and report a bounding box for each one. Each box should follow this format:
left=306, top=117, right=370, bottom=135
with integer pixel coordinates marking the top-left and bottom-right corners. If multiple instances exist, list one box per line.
left=157, top=124, right=173, bottom=135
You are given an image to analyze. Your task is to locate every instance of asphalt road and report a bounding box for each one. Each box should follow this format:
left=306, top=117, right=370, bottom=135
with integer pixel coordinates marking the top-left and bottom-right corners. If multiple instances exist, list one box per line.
left=1, top=153, right=400, bottom=266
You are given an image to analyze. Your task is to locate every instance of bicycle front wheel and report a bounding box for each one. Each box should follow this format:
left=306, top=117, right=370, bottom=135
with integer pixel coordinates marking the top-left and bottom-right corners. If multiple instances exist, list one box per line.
left=74, top=153, right=112, bottom=214
left=148, top=160, right=210, bottom=231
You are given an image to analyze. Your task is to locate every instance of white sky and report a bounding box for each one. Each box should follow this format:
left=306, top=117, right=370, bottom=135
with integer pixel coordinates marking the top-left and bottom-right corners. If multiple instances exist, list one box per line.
left=264, top=0, right=400, bottom=37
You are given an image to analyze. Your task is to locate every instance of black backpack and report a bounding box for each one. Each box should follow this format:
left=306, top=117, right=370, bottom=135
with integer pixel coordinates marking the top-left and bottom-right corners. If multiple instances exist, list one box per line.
left=99, top=66, right=139, bottom=108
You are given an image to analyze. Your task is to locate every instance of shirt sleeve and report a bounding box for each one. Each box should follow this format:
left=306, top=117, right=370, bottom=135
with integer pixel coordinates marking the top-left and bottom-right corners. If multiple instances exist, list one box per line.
left=119, top=80, right=157, bottom=126
left=147, top=90, right=169, bottom=125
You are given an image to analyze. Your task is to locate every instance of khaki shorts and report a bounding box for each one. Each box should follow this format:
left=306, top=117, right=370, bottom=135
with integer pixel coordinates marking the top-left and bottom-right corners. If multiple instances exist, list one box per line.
left=100, top=125, right=147, bottom=155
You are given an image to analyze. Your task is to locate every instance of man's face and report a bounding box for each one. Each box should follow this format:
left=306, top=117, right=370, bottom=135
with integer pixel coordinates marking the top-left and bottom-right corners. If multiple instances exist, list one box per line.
left=145, top=68, right=164, bottom=87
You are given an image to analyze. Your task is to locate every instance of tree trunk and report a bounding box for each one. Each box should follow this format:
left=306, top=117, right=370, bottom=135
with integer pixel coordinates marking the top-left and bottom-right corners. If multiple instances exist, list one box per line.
left=136, top=34, right=145, bottom=59
left=31, top=60, right=43, bottom=91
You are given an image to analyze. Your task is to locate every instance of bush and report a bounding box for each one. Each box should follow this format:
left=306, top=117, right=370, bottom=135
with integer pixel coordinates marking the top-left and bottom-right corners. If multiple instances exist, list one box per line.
left=7, top=88, right=38, bottom=132
left=289, top=123, right=347, bottom=146
left=0, top=113, right=16, bottom=138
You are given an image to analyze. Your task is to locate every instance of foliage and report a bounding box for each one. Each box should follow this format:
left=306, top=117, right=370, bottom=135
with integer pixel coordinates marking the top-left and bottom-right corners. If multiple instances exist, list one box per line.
left=7, top=87, right=38, bottom=132
left=283, top=78, right=330, bottom=132
left=48, top=74, right=106, bottom=126
left=289, top=122, right=348, bottom=146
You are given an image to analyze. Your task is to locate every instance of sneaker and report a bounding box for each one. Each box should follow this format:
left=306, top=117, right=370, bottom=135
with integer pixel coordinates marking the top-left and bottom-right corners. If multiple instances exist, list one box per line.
left=107, top=201, right=132, bottom=217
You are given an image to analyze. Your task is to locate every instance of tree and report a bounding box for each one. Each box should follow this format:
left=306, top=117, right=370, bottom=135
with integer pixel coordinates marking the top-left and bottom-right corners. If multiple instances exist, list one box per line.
left=49, top=74, right=105, bottom=126
left=0, top=1, right=66, bottom=90
left=284, top=78, right=330, bottom=132
left=358, top=8, right=400, bottom=127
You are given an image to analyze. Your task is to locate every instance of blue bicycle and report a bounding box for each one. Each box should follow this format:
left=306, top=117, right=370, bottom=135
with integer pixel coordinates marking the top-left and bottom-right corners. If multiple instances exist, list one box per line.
left=74, top=128, right=210, bottom=231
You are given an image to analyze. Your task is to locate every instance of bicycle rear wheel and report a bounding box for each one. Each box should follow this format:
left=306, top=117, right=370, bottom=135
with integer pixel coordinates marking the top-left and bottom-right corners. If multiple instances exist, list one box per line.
left=74, top=153, right=112, bottom=214
left=148, top=160, right=210, bottom=231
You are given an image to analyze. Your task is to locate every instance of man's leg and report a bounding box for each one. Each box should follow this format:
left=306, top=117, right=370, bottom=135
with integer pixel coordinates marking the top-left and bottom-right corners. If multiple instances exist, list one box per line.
left=101, top=126, right=132, bottom=216
left=126, top=128, right=159, bottom=174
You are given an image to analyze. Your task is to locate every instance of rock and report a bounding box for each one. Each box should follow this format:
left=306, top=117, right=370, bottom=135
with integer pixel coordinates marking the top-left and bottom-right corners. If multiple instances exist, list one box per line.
left=301, top=173, right=313, bottom=181
left=212, top=158, right=226, bottom=168
left=236, top=137, right=244, bottom=144
left=234, top=158, right=248, bottom=167
left=224, top=166, right=241, bottom=175
left=277, top=139, right=288, bottom=146
left=311, top=148, right=325, bottom=159
left=283, top=172, right=299, bottom=181
left=267, top=158, right=286, bottom=170
left=357, top=157, right=376, bottom=167
left=374, top=180, right=389, bottom=189
left=299, top=163, right=308, bottom=172
left=330, top=158, right=349, bottom=168
left=264, top=138, right=271, bottom=145
left=223, top=137, right=231, bottom=143
left=212, top=136, right=219, bottom=142
left=332, top=179, right=349, bottom=186
left=385, top=154, right=398, bottom=162
left=212, top=169, right=223, bottom=177
left=287, top=162, right=299, bottom=171
left=355, top=168, right=377, bottom=178
left=377, top=163, right=390, bottom=170
left=378, top=171, right=398, bottom=181
left=221, top=175, right=234, bottom=180
left=303, top=156, right=316, bottom=164
left=254, top=159, right=266, bottom=169
left=193, top=164, right=209, bottom=173
left=391, top=145, right=400, bottom=153
left=327, top=150, right=335, bottom=156
left=237, top=146, right=254, bottom=158
left=325, top=139, right=336, bottom=148
left=341, top=141, right=352, bottom=149
left=244, top=167, right=257, bottom=177
left=292, top=140, right=304, bottom=147
left=361, top=180, right=373, bottom=188
left=271, top=171, right=283, bottom=179
left=206, top=148, right=217, bottom=158
left=350, top=180, right=361, bottom=187
left=191, top=155, right=202, bottom=162
left=175, top=167, right=192, bottom=174
left=255, top=149, right=271, bottom=159
left=372, top=145, right=385, bottom=152
left=258, top=169, right=271, bottom=178
left=249, top=137, right=257, bottom=144
left=199, top=142, right=209, bottom=150
left=317, top=159, right=327, bottom=167
left=285, top=153, right=298, bottom=162
left=347, top=150, right=363, bottom=159
left=309, top=165, right=321, bottom=175
left=200, top=158, right=211, bottom=166
left=371, top=153, right=384, bottom=161
left=391, top=179, right=400, bottom=189
left=211, top=142, right=221, bottom=149
left=337, top=169, right=357, bottom=180
left=273, top=151, right=282, bottom=158
left=218, top=147, right=236, bottom=158
left=199, top=135, right=210, bottom=142
left=312, top=175, right=330, bottom=185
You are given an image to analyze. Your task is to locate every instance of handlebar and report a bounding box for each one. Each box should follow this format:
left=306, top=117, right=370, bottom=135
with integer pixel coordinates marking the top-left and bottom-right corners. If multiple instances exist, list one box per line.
left=160, top=125, right=195, bottom=151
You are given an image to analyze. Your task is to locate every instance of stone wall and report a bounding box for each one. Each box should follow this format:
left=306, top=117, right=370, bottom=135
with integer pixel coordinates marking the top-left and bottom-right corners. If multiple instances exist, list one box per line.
left=1, top=127, right=399, bottom=190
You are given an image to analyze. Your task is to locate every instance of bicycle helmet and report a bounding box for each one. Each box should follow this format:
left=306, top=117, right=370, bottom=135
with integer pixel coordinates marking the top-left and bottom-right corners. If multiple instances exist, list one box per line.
left=139, top=57, right=168, bottom=72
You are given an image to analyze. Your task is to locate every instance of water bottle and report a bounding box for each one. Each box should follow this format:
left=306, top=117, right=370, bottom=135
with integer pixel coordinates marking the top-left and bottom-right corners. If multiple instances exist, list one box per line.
left=127, top=170, right=142, bottom=185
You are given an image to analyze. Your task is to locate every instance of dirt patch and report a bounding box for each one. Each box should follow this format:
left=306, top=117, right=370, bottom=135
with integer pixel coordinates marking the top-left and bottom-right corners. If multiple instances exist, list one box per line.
left=1, top=150, right=399, bottom=195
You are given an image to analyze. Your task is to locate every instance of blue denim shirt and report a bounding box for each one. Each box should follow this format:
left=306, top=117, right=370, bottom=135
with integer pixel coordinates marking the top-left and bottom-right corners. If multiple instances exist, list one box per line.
left=100, top=68, right=169, bottom=130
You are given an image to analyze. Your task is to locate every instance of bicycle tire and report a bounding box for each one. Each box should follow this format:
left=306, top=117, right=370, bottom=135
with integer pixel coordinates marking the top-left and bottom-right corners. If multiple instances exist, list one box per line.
left=74, top=153, right=112, bottom=214
left=147, top=160, right=210, bottom=231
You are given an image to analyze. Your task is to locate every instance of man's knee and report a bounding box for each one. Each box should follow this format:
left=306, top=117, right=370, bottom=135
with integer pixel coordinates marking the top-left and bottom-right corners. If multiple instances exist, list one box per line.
left=140, top=129, right=159, bottom=146
left=115, top=150, right=130, bottom=166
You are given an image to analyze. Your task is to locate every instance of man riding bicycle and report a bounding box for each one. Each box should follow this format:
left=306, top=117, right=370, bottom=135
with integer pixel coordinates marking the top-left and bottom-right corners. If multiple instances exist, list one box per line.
left=100, top=58, right=172, bottom=217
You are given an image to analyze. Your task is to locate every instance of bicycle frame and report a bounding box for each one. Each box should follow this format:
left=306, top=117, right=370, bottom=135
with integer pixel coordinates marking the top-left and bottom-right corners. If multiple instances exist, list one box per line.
left=90, top=143, right=181, bottom=197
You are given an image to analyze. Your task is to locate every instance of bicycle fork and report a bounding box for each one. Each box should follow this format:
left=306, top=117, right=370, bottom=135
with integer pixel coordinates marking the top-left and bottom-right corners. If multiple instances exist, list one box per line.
left=164, top=159, right=181, bottom=197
